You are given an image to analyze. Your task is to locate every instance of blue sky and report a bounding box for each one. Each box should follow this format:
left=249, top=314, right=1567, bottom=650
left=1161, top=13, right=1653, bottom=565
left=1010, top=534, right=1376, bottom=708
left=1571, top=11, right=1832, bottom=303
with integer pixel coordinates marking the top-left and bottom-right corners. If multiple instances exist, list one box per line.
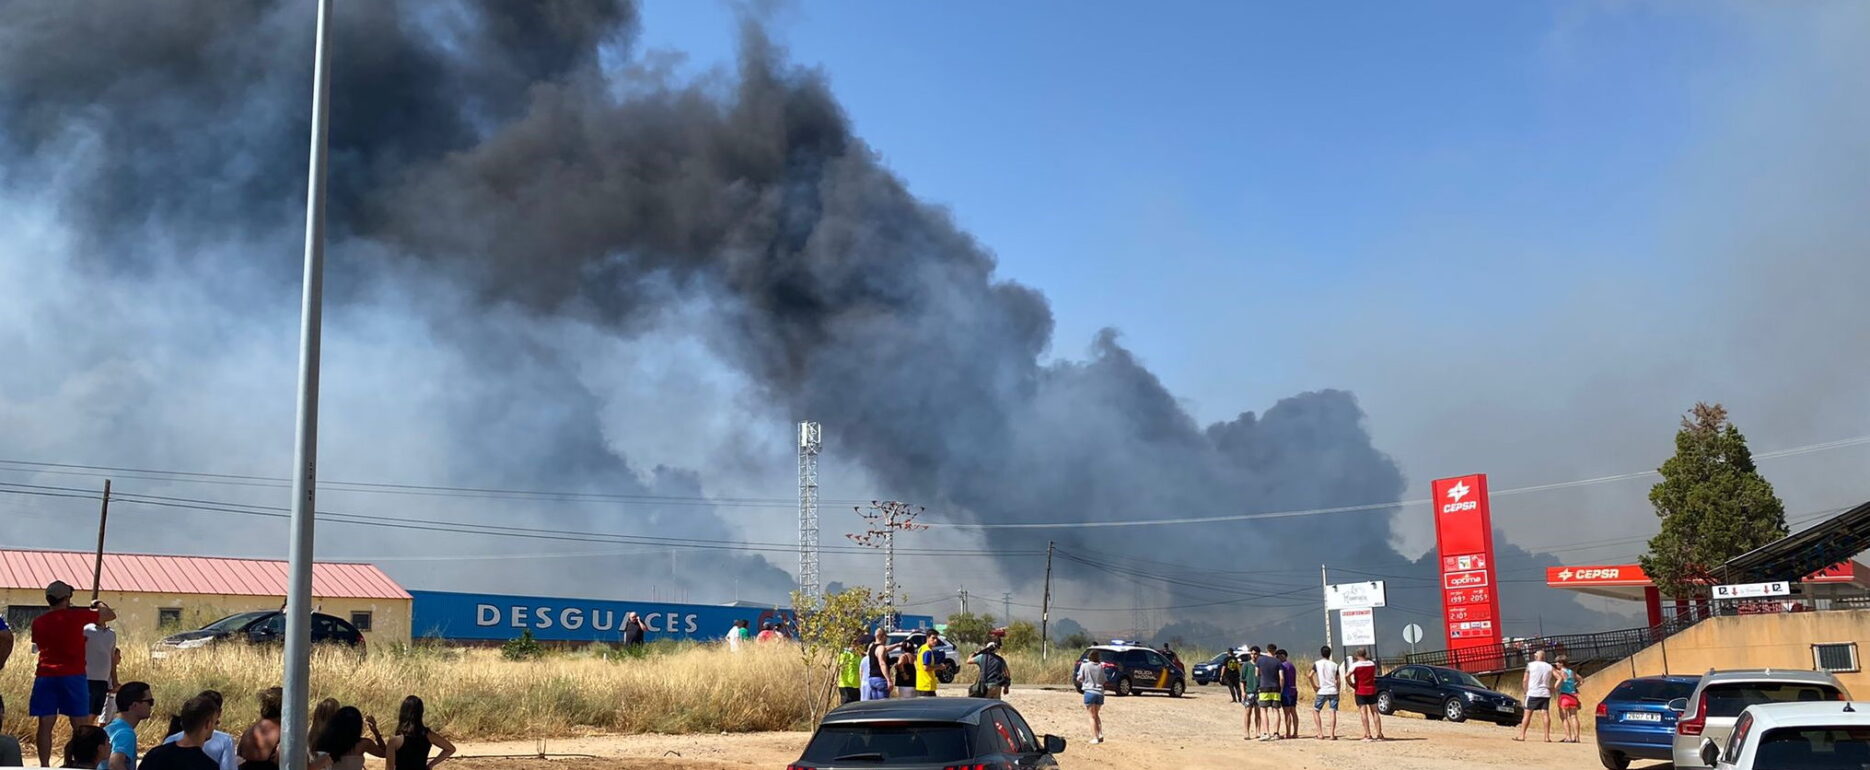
left=637, top=1, right=1727, bottom=412
left=632, top=1, right=1870, bottom=559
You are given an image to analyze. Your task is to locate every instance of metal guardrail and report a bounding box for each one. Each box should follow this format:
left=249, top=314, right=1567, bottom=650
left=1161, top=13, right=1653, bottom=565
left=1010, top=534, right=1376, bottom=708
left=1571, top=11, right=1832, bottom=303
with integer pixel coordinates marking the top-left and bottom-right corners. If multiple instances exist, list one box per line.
left=1394, top=611, right=1711, bottom=673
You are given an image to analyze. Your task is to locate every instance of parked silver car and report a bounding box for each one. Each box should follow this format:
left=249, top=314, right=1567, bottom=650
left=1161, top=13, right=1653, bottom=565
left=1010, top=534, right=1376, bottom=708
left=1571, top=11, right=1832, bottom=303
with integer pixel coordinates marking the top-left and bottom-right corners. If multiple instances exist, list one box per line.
left=1669, top=668, right=1850, bottom=769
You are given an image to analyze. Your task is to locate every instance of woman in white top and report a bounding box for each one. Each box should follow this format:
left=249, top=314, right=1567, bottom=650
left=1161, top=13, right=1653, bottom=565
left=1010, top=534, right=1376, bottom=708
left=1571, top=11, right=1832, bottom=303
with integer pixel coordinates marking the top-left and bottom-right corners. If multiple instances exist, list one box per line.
left=1074, top=651, right=1108, bottom=744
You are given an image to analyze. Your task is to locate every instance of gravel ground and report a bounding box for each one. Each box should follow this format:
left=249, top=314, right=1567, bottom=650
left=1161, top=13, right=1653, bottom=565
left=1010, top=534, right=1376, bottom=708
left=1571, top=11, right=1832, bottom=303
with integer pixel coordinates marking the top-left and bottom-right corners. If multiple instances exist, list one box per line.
left=448, top=685, right=1668, bottom=769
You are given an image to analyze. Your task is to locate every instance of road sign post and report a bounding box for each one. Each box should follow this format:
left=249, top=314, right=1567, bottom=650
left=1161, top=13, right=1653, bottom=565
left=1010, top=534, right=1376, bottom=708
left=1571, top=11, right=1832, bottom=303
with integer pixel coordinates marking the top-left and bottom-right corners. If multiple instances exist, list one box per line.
left=1402, top=622, right=1424, bottom=655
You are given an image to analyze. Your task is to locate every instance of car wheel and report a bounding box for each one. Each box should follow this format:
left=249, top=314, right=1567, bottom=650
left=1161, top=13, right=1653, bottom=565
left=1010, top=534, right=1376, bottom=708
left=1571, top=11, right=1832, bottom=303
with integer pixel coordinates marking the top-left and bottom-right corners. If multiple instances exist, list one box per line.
left=1443, top=697, right=1468, bottom=723
left=1170, top=680, right=1185, bottom=698
left=1375, top=691, right=1395, bottom=715
left=1597, top=748, right=1629, bottom=770
left=1116, top=677, right=1134, bottom=697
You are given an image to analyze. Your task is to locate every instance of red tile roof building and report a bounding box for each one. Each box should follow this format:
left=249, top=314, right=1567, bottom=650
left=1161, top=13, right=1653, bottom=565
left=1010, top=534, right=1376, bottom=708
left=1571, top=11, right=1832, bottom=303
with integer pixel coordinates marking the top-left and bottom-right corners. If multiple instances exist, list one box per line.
left=0, top=548, right=412, bottom=641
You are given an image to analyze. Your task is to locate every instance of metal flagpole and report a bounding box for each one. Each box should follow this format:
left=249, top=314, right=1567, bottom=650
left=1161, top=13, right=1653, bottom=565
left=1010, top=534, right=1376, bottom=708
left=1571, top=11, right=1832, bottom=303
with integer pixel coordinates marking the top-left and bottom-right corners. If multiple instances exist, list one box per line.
left=281, top=1, right=333, bottom=768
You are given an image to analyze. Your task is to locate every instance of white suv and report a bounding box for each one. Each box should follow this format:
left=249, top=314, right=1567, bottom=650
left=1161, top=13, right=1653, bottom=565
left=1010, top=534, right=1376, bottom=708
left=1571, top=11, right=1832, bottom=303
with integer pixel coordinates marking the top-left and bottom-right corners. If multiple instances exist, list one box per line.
left=1695, top=701, right=1870, bottom=769
left=1670, top=669, right=1850, bottom=769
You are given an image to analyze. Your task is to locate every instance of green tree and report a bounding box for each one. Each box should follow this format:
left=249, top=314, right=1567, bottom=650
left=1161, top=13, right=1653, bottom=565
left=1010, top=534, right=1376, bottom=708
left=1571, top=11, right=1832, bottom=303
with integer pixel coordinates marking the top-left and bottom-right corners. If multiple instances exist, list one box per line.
left=944, top=612, right=997, bottom=647
left=792, top=586, right=885, bottom=725
left=1639, top=403, right=1789, bottom=598
left=1001, top=620, right=1040, bottom=652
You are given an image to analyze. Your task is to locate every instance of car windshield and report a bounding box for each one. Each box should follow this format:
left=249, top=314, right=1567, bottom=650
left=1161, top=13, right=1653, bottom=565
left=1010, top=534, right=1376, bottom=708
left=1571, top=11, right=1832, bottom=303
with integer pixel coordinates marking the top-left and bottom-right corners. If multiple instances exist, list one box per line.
left=200, top=611, right=274, bottom=632
left=1437, top=670, right=1485, bottom=689
left=1207, top=653, right=1229, bottom=665
left=1750, top=727, right=1870, bottom=768
left=799, top=722, right=972, bottom=765
left=1704, top=683, right=1843, bottom=718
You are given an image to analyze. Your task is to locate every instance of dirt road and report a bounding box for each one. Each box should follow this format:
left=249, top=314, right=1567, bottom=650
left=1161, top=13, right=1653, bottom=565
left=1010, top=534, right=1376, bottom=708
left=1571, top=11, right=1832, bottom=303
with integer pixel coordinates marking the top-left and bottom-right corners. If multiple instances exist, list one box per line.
left=452, top=686, right=1656, bottom=769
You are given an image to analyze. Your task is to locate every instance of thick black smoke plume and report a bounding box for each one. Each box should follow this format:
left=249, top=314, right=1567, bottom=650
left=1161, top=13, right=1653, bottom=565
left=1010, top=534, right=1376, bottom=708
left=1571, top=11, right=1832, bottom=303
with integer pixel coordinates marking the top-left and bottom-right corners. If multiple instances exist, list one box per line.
left=0, top=0, right=1607, bottom=639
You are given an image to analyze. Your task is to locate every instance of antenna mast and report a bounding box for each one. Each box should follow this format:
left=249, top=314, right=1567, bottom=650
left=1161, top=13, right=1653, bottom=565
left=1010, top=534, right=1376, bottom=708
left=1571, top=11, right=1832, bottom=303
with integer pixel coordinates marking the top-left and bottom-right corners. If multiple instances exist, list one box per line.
left=798, top=421, right=822, bottom=600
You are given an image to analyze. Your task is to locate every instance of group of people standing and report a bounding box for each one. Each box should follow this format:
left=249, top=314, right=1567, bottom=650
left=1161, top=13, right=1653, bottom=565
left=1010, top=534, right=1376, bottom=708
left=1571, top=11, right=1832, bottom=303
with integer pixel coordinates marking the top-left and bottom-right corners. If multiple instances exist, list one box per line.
left=838, top=628, right=952, bottom=703
left=1238, top=644, right=1384, bottom=742
left=1072, top=644, right=1387, bottom=746
left=0, top=579, right=456, bottom=770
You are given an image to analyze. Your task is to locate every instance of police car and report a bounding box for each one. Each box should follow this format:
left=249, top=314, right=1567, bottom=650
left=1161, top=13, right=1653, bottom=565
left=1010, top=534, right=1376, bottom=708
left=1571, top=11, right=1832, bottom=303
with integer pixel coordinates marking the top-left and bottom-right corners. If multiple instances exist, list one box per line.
left=1074, top=641, right=1186, bottom=697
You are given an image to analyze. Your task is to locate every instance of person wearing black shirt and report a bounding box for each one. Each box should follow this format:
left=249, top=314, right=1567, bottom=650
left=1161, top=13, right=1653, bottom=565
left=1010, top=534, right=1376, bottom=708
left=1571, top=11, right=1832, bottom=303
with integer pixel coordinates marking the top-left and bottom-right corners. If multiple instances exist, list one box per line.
left=141, top=696, right=219, bottom=770
left=621, top=613, right=647, bottom=648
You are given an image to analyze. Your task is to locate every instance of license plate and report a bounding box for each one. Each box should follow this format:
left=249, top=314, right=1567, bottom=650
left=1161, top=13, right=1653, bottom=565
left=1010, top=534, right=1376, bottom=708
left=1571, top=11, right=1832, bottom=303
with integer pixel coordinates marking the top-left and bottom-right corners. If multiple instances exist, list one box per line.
left=1497, top=705, right=1517, bottom=712
left=1623, top=712, right=1662, bottom=722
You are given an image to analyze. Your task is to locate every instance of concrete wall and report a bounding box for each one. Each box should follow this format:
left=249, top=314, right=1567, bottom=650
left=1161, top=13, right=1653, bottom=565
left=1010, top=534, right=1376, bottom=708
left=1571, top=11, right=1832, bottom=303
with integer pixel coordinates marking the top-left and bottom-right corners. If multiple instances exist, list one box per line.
left=1577, top=609, right=1870, bottom=708
left=1, top=588, right=411, bottom=643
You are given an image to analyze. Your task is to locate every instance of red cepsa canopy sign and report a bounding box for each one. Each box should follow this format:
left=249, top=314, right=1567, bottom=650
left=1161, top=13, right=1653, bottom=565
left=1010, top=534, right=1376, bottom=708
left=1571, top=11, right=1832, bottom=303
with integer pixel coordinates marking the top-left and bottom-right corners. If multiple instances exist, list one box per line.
left=1433, top=474, right=1503, bottom=667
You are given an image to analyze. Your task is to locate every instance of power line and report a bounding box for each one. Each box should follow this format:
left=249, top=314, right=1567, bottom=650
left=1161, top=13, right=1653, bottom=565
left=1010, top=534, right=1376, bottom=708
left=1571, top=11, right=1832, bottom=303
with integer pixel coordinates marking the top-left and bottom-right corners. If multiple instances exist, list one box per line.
left=0, top=483, right=1041, bottom=560
left=930, top=433, right=1870, bottom=529
left=0, top=458, right=879, bottom=509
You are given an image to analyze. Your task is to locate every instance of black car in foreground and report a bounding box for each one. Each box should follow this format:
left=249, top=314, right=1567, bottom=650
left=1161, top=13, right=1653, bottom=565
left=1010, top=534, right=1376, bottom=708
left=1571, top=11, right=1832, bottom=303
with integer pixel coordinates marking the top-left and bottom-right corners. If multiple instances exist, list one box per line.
left=788, top=698, right=1066, bottom=770
left=151, top=610, right=365, bottom=658
left=1375, top=664, right=1522, bottom=726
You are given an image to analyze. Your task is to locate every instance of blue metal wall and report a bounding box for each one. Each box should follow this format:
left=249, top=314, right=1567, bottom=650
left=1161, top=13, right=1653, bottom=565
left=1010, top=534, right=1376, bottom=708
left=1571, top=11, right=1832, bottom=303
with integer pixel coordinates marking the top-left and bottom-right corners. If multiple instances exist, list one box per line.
left=409, top=590, right=932, bottom=643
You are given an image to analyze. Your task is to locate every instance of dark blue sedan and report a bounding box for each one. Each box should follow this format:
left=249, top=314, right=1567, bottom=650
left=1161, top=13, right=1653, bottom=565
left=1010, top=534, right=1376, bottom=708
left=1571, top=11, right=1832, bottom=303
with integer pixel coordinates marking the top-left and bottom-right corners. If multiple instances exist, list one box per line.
left=1594, top=674, right=1700, bottom=770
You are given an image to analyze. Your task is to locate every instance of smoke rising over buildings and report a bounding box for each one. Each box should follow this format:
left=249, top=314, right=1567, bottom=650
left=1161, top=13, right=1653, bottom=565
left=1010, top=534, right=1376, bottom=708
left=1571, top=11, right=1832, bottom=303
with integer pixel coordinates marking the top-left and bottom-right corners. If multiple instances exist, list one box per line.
left=0, top=0, right=1612, bottom=639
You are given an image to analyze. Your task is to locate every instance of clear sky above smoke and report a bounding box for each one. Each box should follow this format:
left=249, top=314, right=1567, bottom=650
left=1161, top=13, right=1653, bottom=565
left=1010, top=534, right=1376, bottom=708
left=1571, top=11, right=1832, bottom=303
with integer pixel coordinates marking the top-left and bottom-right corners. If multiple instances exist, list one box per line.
left=640, top=0, right=1870, bottom=561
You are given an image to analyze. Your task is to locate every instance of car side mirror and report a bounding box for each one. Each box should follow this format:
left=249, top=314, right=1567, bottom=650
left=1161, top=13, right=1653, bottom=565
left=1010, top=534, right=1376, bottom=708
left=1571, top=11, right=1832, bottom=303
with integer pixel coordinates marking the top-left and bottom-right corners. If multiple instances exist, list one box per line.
left=1043, top=734, right=1066, bottom=754
left=1666, top=697, right=1688, bottom=714
left=1698, top=738, right=1720, bottom=767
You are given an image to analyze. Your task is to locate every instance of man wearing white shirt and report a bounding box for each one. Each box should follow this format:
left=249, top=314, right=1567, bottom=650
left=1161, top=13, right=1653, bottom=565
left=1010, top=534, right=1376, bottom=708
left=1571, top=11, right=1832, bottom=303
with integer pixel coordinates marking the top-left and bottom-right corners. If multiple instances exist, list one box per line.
left=1515, top=649, right=1555, bottom=743
left=1308, top=645, right=1342, bottom=740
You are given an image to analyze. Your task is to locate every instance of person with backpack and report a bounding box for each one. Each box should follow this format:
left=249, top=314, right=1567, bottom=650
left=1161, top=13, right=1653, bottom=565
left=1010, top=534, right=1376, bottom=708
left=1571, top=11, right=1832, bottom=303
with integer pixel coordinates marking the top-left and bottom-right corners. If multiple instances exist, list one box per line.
left=967, top=642, right=1010, bottom=700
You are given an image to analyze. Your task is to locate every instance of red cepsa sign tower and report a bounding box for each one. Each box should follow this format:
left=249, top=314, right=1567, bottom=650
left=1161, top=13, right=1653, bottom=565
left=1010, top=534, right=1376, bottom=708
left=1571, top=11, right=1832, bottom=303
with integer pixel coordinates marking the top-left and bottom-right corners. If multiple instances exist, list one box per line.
left=1432, top=474, right=1504, bottom=670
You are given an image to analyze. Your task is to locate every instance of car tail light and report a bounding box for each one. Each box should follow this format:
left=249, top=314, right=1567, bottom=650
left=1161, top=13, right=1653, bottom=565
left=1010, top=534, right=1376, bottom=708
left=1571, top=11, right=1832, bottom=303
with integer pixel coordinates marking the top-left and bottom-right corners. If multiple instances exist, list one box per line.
left=785, top=765, right=815, bottom=770
left=1677, top=691, right=1709, bottom=736
left=1595, top=701, right=1608, bottom=718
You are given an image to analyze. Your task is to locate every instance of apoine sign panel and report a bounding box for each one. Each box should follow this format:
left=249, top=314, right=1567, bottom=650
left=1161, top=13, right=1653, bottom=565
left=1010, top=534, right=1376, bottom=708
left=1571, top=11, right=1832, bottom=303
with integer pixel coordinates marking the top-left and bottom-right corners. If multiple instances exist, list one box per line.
left=1432, top=474, right=1504, bottom=670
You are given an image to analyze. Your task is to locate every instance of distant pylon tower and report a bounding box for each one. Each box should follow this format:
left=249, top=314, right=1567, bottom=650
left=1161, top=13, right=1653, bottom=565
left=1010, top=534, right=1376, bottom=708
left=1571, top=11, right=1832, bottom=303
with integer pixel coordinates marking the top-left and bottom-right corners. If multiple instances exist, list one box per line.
left=797, top=421, right=823, bottom=599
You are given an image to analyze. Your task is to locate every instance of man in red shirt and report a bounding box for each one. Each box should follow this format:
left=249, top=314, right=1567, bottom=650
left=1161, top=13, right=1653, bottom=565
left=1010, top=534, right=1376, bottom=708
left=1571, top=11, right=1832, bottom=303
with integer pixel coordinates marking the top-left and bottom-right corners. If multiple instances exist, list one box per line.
left=31, top=580, right=117, bottom=766
left=1345, top=648, right=1385, bottom=742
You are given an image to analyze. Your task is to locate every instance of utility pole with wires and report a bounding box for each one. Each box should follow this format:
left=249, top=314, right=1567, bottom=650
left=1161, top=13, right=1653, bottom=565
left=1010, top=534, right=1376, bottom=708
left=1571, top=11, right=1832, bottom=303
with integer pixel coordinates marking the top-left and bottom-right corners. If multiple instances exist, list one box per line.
left=847, top=500, right=926, bottom=626
left=1041, top=541, right=1054, bottom=659
left=1321, top=564, right=1332, bottom=653
left=1002, top=592, right=1012, bottom=625
left=91, top=479, right=111, bottom=600
left=958, top=587, right=970, bottom=616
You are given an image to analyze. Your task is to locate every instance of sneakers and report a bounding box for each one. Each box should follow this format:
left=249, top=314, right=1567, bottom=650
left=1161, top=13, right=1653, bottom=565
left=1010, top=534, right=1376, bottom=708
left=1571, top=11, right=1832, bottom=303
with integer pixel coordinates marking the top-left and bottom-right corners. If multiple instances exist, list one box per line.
left=1092, top=735, right=1104, bottom=744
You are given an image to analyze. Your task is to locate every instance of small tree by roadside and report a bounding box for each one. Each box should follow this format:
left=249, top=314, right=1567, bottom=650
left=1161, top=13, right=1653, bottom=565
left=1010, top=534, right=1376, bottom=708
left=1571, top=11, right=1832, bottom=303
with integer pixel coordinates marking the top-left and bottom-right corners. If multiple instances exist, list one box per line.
left=791, top=587, right=885, bottom=725
left=1001, top=621, right=1040, bottom=652
left=1639, top=402, right=1789, bottom=598
left=944, top=612, right=997, bottom=647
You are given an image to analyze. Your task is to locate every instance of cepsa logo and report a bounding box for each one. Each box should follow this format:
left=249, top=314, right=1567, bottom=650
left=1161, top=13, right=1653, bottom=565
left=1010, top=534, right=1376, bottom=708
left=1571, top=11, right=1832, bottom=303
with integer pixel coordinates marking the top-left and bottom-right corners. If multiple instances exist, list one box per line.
left=1440, top=479, right=1478, bottom=515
